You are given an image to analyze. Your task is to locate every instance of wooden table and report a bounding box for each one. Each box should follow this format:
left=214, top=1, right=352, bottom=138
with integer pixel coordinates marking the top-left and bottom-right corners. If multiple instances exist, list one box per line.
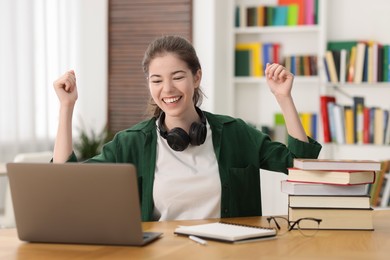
left=1, top=210, right=389, bottom=259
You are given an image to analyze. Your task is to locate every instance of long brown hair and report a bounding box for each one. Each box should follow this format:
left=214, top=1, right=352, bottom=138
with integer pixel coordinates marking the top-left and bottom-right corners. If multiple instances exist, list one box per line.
left=142, top=35, right=204, bottom=118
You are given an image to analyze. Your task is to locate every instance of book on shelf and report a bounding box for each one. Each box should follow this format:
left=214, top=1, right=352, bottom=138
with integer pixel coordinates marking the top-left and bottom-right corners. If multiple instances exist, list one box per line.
left=339, top=49, right=347, bottom=83
left=293, top=158, right=381, bottom=171
left=235, top=49, right=251, bottom=76
left=321, top=97, right=390, bottom=145
left=281, top=180, right=369, bottom=196
left=287, top=168, right=376, bottom=185
left=235, top=43, right=263, bottom=77
left=369, top=160, right=390, bottom=206
left=278, top=0, right=305, bottom=25
left=324, top=50, right=339, bottom=83
left=363, top=106, right=371, bottom=144
left=288, top=207, right=374, bottom=230
left=274, top=113, right=287, bottom=144
left=374, top=107, right=385, bottom=145
left=332, top=103, right=345, bottom=144
left=325, top=40, right=390, bottom=83
left=348, top=45, right=357, bottom=82
left=257, top=6, right=266, bottom=27
left=354, top=42, right=366, bottom=83
left=305, top=0, right=315, bottom=25
left=288, top=195, right=371, bottom=209
left=353, top=96, right=365, bottom=144
left=235, top=0, right=318, bottom=28
left=246, top=7, right=258, bottom=27
left=286, top=4, right=298, bottom=26
left=174, top=222, right=276, bottom=244
left=283, top=55, right=317, bottom=76
left=344, top=106, right=354, bottom=144
left=273, top=6, right=288, bottom=26
left=327, top=40, right=357, bottom=83
left=383, top=45, right=390, bottom=82
left=327, top=100, right=337, bottom=142
left=320, top=96, right=336, bottom=143
left=300, top=112, right=316, bottom=139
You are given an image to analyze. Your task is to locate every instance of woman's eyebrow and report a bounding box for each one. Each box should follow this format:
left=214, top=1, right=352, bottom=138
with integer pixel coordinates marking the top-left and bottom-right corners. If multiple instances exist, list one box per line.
left=149, top=70, right=187, bottom=79
left=172, top=70, right=187, bottom=75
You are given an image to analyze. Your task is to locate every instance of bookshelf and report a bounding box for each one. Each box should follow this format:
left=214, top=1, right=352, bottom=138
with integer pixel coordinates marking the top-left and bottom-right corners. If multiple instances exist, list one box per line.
left=228, top=0, right=325, bottom=139
left=321, top=0, right=390, bottom=160
left=222, top=0, right=327, bottom=215
left=212, top=0, right=390, bottom=212
left=223, top=0, right=390, bottom=160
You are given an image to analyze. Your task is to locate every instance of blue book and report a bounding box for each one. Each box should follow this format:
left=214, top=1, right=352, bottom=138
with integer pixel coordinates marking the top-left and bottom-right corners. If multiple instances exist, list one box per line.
left=273, top=6, right=288, bottom=26
left=290, top=56, right=296, bottom=75
left=311, top=113, right=318, bottom=140
left=262, top=43, right=272, bottom=66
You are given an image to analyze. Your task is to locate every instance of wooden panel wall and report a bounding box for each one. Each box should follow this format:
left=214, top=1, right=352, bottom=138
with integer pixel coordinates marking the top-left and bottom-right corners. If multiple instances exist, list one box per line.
left=108, top=0, right=193, bottom=132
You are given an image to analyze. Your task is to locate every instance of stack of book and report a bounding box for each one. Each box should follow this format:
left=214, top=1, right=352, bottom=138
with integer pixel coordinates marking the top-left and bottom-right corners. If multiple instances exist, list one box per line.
left=282, top=158, right=381, bottom=230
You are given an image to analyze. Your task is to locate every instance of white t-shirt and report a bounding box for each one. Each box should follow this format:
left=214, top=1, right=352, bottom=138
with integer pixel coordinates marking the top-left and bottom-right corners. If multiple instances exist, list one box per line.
left=152, top=121, right=221, bottom=221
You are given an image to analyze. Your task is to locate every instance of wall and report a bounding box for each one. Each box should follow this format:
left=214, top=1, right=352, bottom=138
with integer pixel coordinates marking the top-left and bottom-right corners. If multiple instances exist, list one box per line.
left=73, top=0, right=108, bottom=134
left=193, top=0, right=232, bottom=115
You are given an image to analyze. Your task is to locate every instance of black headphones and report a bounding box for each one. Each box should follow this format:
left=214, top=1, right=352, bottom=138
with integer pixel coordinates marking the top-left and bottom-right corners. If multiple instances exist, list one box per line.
left=158, top=107, right=207, bottom=152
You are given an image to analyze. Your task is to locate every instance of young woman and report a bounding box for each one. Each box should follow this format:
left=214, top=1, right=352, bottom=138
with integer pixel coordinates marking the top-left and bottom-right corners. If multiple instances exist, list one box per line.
left=53, top=35, right=321, bottom=221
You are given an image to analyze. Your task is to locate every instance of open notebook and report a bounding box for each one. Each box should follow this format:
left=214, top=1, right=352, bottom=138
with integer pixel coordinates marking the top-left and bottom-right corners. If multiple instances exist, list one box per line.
left=6, top=162, right=162, bottom=246
left=174, top=222, right=276, bottom=244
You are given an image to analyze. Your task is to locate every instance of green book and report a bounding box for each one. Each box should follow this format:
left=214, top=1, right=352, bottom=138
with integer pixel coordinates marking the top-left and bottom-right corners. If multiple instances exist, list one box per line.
left=235, top=50, right=250, bottom=76
left=235, top=6, right=240, bottom=27
left=327, top=41, right=357, bottom=51
left=266, top=6, right=274, bottom=26
left=274, top=113, right=287, bottom=144
left=287, top=4, right=298, bottom=26
left=383, top=45, right=389, bottom=82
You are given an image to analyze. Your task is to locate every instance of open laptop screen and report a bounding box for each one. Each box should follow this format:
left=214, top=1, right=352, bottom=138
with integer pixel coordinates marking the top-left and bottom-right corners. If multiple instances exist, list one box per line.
left=6, top=163, right=162, bottom=246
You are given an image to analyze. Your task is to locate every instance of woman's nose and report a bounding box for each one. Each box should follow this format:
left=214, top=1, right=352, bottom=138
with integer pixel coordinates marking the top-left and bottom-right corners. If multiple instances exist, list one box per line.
left=162, top=79, right=174, bottom=92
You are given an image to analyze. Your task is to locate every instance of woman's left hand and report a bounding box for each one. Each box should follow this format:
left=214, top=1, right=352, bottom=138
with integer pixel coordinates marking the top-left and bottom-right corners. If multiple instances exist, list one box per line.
left=265, top=63, right=294, bottom=98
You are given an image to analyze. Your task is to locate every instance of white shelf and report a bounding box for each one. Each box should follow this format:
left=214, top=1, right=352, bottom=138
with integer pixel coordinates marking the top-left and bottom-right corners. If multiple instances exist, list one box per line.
left=234, top=25, right=320, bottom=34
left=326, top=82, right=390, bottom=88
left=235, top=76, right=320, bottom=84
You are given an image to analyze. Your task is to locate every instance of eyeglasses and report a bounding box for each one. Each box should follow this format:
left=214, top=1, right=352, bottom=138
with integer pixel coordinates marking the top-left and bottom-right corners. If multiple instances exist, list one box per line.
left=266, top=216, right=322, bottom=237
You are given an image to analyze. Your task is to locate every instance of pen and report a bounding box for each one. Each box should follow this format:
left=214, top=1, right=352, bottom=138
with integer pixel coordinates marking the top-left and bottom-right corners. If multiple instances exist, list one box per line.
left=189, top=235, right=208, bottom=245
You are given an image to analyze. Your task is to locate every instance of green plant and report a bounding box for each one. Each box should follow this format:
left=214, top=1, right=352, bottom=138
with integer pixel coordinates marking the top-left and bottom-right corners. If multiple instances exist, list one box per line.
left=74, top=125, right=114, bottom=160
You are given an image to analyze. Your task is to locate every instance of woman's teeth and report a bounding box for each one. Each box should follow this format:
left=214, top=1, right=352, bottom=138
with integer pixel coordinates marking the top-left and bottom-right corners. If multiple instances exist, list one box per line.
left=163, top=97, right=180, bottom=103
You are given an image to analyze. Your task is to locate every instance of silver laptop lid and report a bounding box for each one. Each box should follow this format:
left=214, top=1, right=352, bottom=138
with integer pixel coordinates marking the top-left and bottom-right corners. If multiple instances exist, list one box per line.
left=6, top=163, right=162, bottom=246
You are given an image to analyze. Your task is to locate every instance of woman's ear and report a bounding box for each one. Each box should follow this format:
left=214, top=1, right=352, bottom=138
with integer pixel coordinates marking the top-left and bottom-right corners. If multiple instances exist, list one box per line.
left=194, top=69, right=202, bottom=87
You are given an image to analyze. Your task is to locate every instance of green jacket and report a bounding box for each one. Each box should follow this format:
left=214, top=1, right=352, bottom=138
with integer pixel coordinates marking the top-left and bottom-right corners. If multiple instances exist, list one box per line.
left=69, top=111, right=322, bottom=221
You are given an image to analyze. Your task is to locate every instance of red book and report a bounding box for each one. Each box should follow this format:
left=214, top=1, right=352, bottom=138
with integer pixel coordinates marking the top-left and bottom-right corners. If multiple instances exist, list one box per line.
left=320, top=96, right=336, bottom=143
left=273, top=43, right=281, bottom=64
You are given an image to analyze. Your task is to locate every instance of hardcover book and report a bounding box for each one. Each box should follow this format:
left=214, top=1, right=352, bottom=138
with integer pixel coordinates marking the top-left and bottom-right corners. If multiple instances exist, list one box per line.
left=293, top=158, right=381, bottom=171
left=288, top=195, right=371, bottom=209
left=281, top=180, right=369, bottom=196
left=288, top=207, right=374, bottom=230
left=287, top=168, right=376, bottom=185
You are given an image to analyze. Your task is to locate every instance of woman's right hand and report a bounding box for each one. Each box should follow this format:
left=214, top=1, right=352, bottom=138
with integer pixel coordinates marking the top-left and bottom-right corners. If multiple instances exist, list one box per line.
left=53, top=70, right=78, bottom=106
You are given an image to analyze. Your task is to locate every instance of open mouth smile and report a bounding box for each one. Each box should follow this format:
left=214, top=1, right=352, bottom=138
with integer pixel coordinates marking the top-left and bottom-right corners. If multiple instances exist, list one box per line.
left=163, top=96, right=182, bottom=104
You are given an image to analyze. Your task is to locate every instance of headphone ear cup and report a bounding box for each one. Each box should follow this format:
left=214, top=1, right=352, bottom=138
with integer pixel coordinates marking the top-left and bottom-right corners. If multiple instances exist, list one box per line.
left=189, top=122, right=207, bottom=146
left=166, top=127, right=191, bottom=152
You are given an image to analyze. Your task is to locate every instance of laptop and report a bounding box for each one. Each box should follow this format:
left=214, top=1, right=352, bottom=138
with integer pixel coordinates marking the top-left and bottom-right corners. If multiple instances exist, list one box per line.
left=6, top=162, right=162, bottom=246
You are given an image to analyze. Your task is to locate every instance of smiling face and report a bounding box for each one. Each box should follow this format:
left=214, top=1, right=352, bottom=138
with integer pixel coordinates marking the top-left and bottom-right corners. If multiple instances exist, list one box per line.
left=148, top=53, right=201, bottom=120
left=142, top=35, right=203, bottom=118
